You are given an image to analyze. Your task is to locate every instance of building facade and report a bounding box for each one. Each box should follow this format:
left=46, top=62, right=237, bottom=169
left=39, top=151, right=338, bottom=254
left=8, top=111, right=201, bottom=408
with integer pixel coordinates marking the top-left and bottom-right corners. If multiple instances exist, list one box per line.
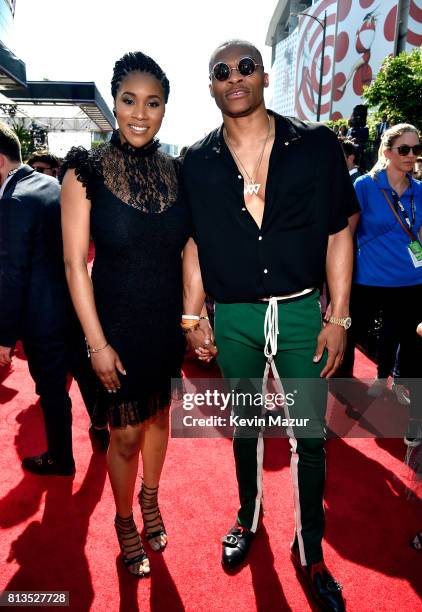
left=0, top=0, right=15, bottom=49
left=0, top=0, right=25, bottom=90
left=267, top=0, right=422, bottom=121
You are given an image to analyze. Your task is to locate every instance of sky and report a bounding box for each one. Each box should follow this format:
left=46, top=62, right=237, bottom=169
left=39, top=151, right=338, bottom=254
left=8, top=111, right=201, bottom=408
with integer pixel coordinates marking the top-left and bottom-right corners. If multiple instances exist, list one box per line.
left=11, top=0, right=278, bottom=146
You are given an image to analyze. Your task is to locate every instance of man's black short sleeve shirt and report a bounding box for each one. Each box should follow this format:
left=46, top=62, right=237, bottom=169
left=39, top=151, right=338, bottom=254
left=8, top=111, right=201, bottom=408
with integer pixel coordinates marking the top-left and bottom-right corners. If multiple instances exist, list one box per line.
left=182, top=111, right=359, bottom=302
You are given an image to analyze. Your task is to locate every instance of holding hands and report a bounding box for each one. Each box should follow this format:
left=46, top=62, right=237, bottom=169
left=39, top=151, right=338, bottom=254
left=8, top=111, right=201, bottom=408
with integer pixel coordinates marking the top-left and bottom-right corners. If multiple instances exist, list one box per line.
left=182, top=317, right=217, bottom=363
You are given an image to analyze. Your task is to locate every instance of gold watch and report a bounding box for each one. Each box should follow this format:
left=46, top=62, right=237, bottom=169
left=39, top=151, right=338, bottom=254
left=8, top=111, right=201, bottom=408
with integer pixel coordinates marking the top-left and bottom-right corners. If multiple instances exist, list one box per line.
left=328, top=316, right=352, bottom=330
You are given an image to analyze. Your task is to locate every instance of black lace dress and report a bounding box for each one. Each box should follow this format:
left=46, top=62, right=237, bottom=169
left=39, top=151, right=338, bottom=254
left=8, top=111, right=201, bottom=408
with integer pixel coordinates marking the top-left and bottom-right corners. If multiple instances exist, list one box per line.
left=60, top=131, right=191, bottom=427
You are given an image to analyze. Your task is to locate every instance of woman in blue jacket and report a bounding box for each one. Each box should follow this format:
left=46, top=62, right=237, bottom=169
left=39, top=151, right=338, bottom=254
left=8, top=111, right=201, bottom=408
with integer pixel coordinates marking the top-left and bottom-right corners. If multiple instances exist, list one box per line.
left=349, top=123, right=422, bottom=442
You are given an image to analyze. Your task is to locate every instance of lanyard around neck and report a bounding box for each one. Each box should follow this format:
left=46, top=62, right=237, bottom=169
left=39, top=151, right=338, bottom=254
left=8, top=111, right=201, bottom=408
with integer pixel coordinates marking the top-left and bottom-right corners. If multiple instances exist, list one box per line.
left=391, top=190, right=415, bottom=230
left=374, top=175, right=418, bottom=239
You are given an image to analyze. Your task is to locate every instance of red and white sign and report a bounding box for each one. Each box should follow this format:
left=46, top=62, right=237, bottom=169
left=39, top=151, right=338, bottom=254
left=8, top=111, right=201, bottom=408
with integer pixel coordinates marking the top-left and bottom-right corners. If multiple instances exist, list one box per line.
left=331, top=0, right=399, bottom=120
left=294, top=0, right=338, bottom=121
left=406, top=0, right=422, bottom=50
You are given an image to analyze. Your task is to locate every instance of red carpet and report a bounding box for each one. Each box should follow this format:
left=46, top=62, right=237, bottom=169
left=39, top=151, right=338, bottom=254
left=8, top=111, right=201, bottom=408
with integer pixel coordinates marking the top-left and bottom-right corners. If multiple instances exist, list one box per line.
left=0, top=347, right=421, bottom=611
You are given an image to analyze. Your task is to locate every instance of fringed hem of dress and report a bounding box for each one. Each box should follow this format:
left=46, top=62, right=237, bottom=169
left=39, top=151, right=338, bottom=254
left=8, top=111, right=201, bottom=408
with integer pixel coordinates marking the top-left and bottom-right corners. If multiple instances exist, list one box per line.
left=104, top=379, right=184, bottom=428
left=108, top=392, right=170, bottom=428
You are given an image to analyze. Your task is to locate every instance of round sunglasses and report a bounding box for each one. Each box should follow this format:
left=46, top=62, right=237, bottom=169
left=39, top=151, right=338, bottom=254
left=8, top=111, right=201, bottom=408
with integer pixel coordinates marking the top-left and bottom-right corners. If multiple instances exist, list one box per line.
left=390, top=144, right=422, bottom=156
left=210, top=56, right=264, bottom=82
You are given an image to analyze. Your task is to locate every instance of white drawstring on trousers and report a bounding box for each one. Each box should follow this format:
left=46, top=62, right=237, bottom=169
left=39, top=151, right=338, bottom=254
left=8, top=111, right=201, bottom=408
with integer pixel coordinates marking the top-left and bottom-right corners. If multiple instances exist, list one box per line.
left=262, top=297, right=286, bottom=413
left=264, top=296, right=279, bottom=360
left=261, top=296, right=297, bottom=438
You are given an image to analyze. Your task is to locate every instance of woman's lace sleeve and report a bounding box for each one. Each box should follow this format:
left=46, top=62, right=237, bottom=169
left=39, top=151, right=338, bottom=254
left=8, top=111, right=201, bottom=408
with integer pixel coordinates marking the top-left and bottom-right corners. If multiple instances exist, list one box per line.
left=59, top=146, right=102, bottom=200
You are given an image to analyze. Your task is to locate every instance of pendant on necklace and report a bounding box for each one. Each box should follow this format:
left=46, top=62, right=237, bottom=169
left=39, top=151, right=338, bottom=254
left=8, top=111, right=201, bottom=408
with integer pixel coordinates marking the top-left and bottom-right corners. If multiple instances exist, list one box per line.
left=244, top=182, right=260, bottom=196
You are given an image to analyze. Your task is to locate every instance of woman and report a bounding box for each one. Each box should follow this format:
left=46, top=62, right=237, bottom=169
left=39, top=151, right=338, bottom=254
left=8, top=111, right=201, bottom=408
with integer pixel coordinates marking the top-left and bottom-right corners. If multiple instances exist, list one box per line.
left=347, top=124, right=422, bottom=440
left=60, top=52, right=192, bottom=577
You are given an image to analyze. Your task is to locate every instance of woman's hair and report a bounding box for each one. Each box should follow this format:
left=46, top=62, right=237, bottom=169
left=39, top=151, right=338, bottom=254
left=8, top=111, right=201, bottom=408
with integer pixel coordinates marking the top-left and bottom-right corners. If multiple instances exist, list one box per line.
left=111, top=51, right=170, bottom=103
left=369, top=123, right=420, bottom=177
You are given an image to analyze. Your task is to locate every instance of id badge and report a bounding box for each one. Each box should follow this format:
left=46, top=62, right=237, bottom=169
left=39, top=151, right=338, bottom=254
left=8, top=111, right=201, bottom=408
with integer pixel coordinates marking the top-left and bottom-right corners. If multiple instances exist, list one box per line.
left=408, top=240, right=422, bottom=268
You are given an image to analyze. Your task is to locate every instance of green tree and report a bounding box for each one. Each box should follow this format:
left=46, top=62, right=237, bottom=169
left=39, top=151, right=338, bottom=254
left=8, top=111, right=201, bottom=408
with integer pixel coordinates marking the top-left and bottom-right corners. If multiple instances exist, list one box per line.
left=11, top=120, right=34, bottom=160
left=363, top=48, right=422, bottom=131
left=325, top=118, right=349, bottom=133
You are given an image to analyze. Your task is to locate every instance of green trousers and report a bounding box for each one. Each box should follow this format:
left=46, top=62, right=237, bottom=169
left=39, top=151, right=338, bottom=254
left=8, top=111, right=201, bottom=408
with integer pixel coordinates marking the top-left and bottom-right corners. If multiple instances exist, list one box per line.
left=215, top=291, right=327, bottom=565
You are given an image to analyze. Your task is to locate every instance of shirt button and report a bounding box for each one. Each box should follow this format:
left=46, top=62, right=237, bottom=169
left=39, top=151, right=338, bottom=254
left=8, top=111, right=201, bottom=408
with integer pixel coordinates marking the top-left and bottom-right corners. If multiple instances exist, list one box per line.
left=264, top=268, right=268, bottom=274
left=258, top=236, right=262, bottom=241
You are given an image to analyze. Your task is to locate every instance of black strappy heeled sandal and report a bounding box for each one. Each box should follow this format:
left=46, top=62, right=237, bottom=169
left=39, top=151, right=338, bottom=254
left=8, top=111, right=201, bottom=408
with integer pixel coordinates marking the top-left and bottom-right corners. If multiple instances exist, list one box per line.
left=138, top=482, right=167, bottom=552
left=114, top=513, right=150, bottom=576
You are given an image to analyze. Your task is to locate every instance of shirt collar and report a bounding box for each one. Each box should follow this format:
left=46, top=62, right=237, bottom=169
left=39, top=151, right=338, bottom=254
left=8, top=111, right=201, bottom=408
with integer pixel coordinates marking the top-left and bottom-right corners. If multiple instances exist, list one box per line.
left=203, top=110, right=302, bottom=159
left=0, top=163, right=24, bottom=198
left=349, top=168, right=358, bottom=176
left=376, top=168, right=414, bottom=194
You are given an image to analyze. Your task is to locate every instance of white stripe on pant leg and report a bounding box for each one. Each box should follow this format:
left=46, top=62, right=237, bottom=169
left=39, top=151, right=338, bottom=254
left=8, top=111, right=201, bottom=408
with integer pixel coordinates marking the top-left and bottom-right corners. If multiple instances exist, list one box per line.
left=261, top=295, right=308, bottom=564
left=251, top=431, right=264, bottom=532
left=276, top=374, right=306, bottom=566
left=290, top=437, right=307, bottom=566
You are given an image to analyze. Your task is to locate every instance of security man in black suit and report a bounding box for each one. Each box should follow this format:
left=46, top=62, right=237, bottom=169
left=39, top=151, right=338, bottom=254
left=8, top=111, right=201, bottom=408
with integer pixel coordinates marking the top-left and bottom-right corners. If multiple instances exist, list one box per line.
left=375, top=114, right=390, bottom=144
left=0, top=122, right=106, bottom=475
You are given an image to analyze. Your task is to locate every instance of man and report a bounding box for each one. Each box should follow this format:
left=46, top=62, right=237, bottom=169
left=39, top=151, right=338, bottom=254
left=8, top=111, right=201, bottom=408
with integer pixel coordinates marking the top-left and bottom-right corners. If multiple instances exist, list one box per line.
left=375, top=114, right=389, bottom=144
left=0, top=123, right=106, bottom=476
left=340, top=138, right=361, bottom=184
left=26, top=151, right=60, bottom=178
left=182, top=41, right=357, bottom=611
left=413, top=156, right=422, bottom=181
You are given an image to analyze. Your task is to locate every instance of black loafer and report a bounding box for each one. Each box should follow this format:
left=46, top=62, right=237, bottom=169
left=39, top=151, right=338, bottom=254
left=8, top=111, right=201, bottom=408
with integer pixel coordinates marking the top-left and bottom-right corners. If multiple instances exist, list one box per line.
left=291, top=545, right=345, bottom=611
left=89, top=426, right=110, bottom=452
left=222, top=525, right=255, bottom=568
left=22, top=452, right=75, bottom=476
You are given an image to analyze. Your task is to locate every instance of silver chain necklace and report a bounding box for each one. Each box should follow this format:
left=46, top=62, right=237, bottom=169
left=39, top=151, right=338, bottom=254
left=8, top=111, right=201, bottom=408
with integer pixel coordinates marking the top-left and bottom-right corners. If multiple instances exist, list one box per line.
left=224, top=115, right=271, bottom=196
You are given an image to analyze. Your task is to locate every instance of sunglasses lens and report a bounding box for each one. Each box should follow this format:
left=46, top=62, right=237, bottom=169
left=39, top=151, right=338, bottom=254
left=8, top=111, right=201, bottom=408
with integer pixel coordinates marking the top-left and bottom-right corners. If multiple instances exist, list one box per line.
left=213, top=63, right=230, bottom=81
left=397, top=144, right=422, bottom=156
left=238, top=57, right=256, bottom=76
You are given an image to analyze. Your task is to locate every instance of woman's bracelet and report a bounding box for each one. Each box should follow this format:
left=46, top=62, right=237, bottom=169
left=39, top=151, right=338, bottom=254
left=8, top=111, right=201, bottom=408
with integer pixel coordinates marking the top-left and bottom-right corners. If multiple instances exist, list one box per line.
left=181, top=318, right=199, bottom=328
left=182, top=314, right=200, bottom=321
left=200, top=316, right=209, bottom=321
left=180, top=321, right=199, bottom=329
left=85, top=339, right=109, bottom=358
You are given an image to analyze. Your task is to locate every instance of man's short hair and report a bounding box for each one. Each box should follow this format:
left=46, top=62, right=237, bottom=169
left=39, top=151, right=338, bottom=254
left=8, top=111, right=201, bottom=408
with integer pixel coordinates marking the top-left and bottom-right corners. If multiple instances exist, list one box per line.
left=26, top=150, right=60, bottom=169
left=339, top=138, right=360, bottom=161
left=0, top=121, right=22, bottom=163
left=209, top=40, right=263, bottom=71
